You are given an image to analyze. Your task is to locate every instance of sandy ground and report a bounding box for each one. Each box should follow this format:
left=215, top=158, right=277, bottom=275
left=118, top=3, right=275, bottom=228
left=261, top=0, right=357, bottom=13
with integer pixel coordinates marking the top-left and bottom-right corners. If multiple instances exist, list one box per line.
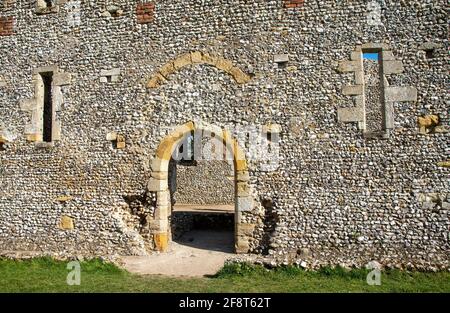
left=120, top=230, right=234, bottom=277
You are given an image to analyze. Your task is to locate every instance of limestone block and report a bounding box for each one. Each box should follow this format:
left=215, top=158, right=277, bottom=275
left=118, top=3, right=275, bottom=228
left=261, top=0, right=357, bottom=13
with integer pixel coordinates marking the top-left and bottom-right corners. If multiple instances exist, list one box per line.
left=51, top=121, right=61, bottom=141
left=26, top=134, right=41, bottom=142
left=350, top=51, right=362, bottom=61
left=342, top=85, right=363, bottom=96
left=337, top=60, right=360, bottom=73
left=237, top=223, right=256, bottom=237
left=237, top=197, right=253, bottom=212
left=383, top=61, right=404, bottom=74
left=418, top=115, right=439, bottom=128
left=150, top=218, right=169, bottom=231
left=147, top=73, right=166, bottom=88
left=337, top=107, right=364, bottom=122
left=173, top=54, right=192, bottom=70
left=59, top=216, right=74, bottom=230
left=106, top=132, right=117, bottom=141
left=116, top=141, right=126, bottom=149
left=201, top=53, right=218, bottom=66
left=262, top=124, right=282, bottom=134
left=274, top=54, right=289, bottom=63
left=156, top=190, right=170, bottom=206
left=235, top=238, right=250, bottom=254
left=354, top=71, right=364, bottom=85
left=154, top=232, right=169, bottom=252
left=151, top=171, right=168, bottom=180
left=159, top=62, right=175, bottom=78
left=216, top=58, right=234, bottom=72
left=116, top=134, right=126, bottom=149
left=100, top=68, right=120, bottom=77
left=20, top=98, right=36, bottom=111
left=190, top=51, right=202, bottom=63
left=154, top=205, right=170, bottom=220
left=150, top=158, right=169, bottom=172
left=385, top=87, right=417, bottom=102
left=384, top=102, right=395, bottom=129
left=437, top=161, right=450, bottom=168
left=235, top=158, right=248, bottom=171
left=361, top=43, right=390, bottom=50
left=56, top=195, right=73, bottom=202
left=53, top=72, right=72, bottom=86
left=418, top=42, right=442, bottom=51
left=147, top=178, right=168, bottom=191
left=0, top=75, right=6, bottom=87
left=434, top=126, right=448, bottom=133
left=237, top=182, right=250, bottom=197
left=229, top=67, right=251, bottom=84
left=236, top=170, right=250, bottom=182
left=382, top=51, right=396, bottom=61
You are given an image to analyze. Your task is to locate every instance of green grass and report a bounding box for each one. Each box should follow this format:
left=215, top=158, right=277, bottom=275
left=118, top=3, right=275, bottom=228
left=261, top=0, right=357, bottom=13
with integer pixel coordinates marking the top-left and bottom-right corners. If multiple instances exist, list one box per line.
left=0, top=258, right=448, bottom=293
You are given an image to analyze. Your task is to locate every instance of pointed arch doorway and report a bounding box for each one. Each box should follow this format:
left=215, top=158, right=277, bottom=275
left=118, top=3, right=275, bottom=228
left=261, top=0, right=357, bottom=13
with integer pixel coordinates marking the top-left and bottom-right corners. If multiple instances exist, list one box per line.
left=147, top=121, right=253, bottom=254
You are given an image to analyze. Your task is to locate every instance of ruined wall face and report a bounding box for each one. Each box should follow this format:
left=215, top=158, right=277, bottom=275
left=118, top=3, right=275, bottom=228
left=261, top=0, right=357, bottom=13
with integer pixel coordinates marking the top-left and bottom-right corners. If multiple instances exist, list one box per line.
left=0, top=0, right=448, bottom=268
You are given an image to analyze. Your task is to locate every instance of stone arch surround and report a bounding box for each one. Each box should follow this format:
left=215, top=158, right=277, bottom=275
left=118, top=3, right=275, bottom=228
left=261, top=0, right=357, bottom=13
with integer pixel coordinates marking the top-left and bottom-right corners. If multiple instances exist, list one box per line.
left=146, top=51, right=252, bottom=88
left=147, top=121, right=254, bottom=253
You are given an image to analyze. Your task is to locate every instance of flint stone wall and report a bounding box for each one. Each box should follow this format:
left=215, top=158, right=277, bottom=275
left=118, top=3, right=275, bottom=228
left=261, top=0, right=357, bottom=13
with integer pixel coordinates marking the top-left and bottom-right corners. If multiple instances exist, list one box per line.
left=0, top=0, right=448, bottom=268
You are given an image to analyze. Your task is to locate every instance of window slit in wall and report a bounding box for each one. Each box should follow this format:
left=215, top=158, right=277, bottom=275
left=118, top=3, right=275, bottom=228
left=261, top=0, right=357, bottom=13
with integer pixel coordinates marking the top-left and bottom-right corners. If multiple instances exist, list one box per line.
left=425, top=49, right=435, bottom=59
left=44, top=0, right=53, bottom=8
left=363, top=52, right=383, bottom=133
left=41, top=72, right=53, bottom=143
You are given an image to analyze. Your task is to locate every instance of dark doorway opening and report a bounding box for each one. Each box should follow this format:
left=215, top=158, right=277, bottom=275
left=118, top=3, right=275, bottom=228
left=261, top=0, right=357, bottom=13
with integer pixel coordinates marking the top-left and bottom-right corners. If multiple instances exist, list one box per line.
left=168, top=132, right=235, bottom=253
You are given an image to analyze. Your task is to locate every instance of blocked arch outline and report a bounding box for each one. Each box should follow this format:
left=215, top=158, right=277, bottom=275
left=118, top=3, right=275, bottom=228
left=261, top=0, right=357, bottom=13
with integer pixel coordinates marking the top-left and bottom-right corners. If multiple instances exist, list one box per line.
left=148, top=121, right=252, bottom=254
left=146, top=51, right=252, bottom=88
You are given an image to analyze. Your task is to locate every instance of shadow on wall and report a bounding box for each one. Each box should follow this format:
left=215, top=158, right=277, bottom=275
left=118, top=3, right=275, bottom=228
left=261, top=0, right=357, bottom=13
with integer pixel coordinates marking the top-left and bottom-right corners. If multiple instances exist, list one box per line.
left=260, top=197, right=279, bottom=255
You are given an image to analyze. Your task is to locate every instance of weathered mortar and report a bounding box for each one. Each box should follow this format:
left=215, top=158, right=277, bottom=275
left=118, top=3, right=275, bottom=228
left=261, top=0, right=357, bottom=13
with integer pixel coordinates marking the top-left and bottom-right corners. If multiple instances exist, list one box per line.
left=0, top=0, right=448, bottom=268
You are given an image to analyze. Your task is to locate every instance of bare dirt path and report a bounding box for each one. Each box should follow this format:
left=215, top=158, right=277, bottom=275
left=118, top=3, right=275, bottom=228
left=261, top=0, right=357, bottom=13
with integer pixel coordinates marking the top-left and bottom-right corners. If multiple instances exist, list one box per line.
left=120, top=230, right=234, bottom=277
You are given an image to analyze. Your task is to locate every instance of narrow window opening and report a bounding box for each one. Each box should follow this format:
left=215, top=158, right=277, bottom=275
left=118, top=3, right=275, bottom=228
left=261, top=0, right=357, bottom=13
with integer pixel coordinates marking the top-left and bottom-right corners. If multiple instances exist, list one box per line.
left=40, top=72, right=53, bottom=143
left=178, top=132, right=196, bottom=166
left=425, top=49, right=435, bottom=59
left=106, top=75, right=112, bottom=83
left=274, top=54, right=289, bottom=69
left=44, top=0, right=53, bottom=8
left=363, top=52, right=383, bottom=134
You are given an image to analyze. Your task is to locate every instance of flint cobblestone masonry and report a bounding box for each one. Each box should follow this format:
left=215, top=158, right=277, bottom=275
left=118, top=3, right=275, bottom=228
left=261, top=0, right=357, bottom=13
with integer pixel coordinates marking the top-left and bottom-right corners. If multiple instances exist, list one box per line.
left=0, top=0, right=448, bottom=269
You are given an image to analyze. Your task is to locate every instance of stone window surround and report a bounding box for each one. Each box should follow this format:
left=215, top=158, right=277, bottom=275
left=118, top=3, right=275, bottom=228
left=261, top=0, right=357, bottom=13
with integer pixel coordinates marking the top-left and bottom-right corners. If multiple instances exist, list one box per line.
left=19, top=66, right=71, bottom=147
left=0, top=74, right=6, bottom=87
left=100, top=68, right=120, bottom=83
left=337, top=43, right=417, bottom=138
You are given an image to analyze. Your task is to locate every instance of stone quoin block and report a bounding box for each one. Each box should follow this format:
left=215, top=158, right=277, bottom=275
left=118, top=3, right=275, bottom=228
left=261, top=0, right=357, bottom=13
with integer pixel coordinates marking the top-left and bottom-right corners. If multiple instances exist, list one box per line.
left=342, top=85, right=364, bottom=96
left=59, top=216, right=74, bottom=230
left=384, top=86, right=417, bottom=102
left=136, top=2, right=155, bottom=24
left=0, top=75, right=6, bottom=87
left=337, top=60, right=361, bottom=73
left=147, top=178, right=168, bottom=192
left=237, top=197, right=253, bottom=212
left=337, top=107, right=364, bottom=123
left=154, top=233, right=168, bottom=252
left=383, top=61, right=404, bottom=74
